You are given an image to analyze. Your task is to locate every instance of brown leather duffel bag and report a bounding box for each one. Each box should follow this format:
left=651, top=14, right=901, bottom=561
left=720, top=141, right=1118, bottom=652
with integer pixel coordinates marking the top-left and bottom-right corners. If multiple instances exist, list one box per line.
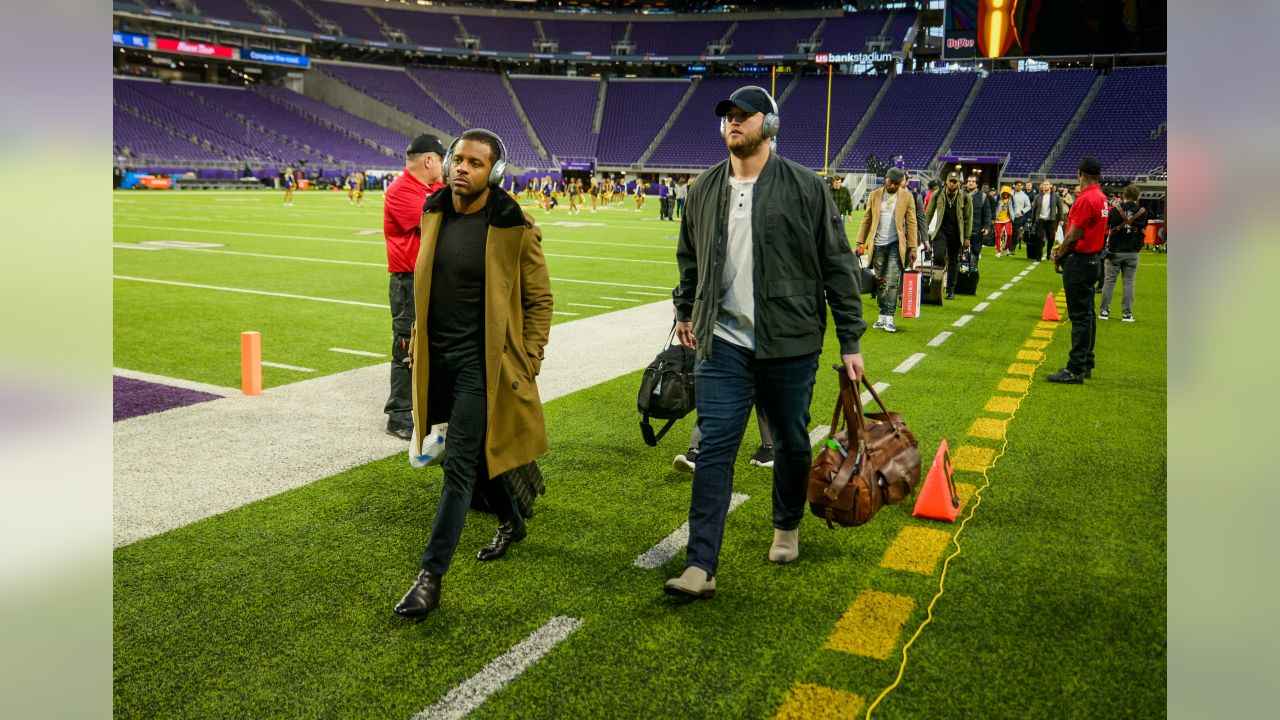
left=808, top=368, right=922, bottom=528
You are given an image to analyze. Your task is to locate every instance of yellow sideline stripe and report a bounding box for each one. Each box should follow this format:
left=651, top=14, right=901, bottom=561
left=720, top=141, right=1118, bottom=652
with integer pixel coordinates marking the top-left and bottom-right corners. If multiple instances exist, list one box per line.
left=774, top=683, right=865, bottom=720
left=984, top=396, right=1021, bottom=414
left=1017, top=349, right=1044, bottom=361
left=998, top=377, right=1030, bottom=393
left=880, top=527, right=952, bottom=575
left=1036, top=321, right=1059, bottom=329
left=951, top=445, right=995, bottom=473
left=1023, top=339, right=1049, bottom=350
left=864, top=327, right=1052, bottom=719
left=825, top=590, right=915, bottom=659
left=967, top=418, right=1007, bottom=441
left=1031, top=329, right=1054, bottom=339
left=1007, top=363, right=1036, bottom=376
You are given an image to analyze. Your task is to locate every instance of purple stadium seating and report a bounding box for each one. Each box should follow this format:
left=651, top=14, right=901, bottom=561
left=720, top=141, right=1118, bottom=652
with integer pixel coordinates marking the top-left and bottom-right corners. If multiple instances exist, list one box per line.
left=255, top=85, right=412, bottom=157
left=885, top=12, right=917, bottom=50
left=729, top=18, right=820, bottom=55
left=817, top=12, right=891, bottom=52
left=408, top=67, right=542, bottom=168
left=260, top=0, right=324, bottom=34
left=113, top=105, right=228, bottom=162
left=373, top=7, right=461, bottom=48
left=539, top=18, right=627, bottom=56
left=773, top=73, right=885, bottom=172
left=647, top=77, right=759, bottom=168
left=180, top=84, right=396, bottom=167
left=1052, top=66, right=1167, bottom=178
left=191, top=0, right=263, bottom=26
left=596, top=79, right=690, bottom=167
left=949, top=68, right=1095, bottom=175
left=114, top=78, right=289, bottom=162
left=629, top=20, right=729, bottom=57
left=458, top=15, right=540, bottom=54
left=316, top=63, right=464, bottom=135
left=312, top=0, right=385, bottom=40
left=508, top=77, right=600, bottom=161
left=841, top=73, right=977, bottom=172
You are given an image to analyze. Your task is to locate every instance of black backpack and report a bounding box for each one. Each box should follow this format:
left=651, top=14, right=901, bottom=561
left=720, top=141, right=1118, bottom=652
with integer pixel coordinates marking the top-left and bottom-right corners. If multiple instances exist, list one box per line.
left=637, top=326, right=696, bottom=446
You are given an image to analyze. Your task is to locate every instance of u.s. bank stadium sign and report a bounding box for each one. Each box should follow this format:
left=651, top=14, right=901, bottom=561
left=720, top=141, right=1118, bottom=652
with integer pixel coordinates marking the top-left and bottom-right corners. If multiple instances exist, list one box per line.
left=814, top=52, right=894, bottom=64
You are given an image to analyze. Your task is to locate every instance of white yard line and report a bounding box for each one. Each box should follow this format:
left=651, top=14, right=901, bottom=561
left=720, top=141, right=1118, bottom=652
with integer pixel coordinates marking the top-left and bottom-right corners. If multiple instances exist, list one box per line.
left=987, top=291, right=1003, bottom=300
left=113, top=243, right=161, bottom=251
left=633, top=493, right=750, bottom=569
left=928, top=331, right=953, bottom=347
left=567, top=303, right=614, bottom=309
left=330, top=348, right=386, bottom=358
left=809, top=425, right=832, bottom=445
left=1010, top=275, right=1022, bottom=283
left=544, top=253, right=675, bottom=266
left=114, top=301, right=677, bottom=546
left=972, top=302, right=990, bottom=312
left=123, top=246, right=386, bottom=267
left=113, top=223, right=383, bottom=246
left=952, top=314, right=974, bottom=327
left=861, top=381, right=890, bottom=406
left=261, top=361, right=316, bottom=373
left=598, top=296, right=641, bottom=302
left=893, top=353, right=926, bottom=374
left=113, top=275, right=386, bottom=308
left=1001, top=283, right=1012, bottom=290
left=551, top=278, right=670, bottom=290
left=553, top=311, right=580, bottom=316
left=113, top=367, right=238, bottom=397
left=411, top=616, right=584, bottom=720
left=626, top=291, right=671, bottom=297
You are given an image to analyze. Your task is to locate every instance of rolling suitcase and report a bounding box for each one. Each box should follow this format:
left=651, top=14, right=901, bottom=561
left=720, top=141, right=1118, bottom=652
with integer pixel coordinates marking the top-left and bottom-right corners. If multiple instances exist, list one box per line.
left=920, top=261, right=945, bottom=305
left=954, top=251, right=979, bottom=295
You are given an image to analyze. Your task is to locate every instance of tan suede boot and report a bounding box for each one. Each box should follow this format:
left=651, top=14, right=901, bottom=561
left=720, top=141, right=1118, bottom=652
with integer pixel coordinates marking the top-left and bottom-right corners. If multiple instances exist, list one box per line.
left=663, top=566, right=716, bottom=599
left=769, top=529, right=799, bottom=564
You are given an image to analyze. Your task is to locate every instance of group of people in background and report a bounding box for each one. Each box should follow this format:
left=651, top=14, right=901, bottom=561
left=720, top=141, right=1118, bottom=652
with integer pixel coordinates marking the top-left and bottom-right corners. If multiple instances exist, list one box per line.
left=514, top=174, right=690, bottom=220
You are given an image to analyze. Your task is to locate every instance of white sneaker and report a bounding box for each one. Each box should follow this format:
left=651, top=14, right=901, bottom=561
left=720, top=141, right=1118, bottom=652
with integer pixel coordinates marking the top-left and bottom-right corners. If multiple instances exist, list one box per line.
left=769, top=529, right=799, bottom=564
left=1122, top=313, right=1135, bottom=322
left=872, top=315, right=887, bottom=329
left=884, top=319, right=897, bottom=333
left=1099, top=310, right=1109, bottom=320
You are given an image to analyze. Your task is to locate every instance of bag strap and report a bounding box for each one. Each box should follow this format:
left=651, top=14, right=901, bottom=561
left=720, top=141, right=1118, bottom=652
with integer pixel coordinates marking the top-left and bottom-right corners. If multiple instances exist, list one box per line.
left=640, top=414, right=679, bottom=447
left=823, top=368, right=870, bottom=500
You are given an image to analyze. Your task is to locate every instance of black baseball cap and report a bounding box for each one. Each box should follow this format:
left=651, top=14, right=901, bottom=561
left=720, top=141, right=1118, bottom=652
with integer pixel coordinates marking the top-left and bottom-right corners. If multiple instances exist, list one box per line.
left=407, top=134, right=447, bottom=157
left=715, top=86, right=775, bottom=117
left=1078, top=156, right=1102, bottom=176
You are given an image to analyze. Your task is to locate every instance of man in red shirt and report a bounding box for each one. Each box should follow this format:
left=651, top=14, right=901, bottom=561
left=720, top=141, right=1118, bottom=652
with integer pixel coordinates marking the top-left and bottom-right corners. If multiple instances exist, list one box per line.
left=383, top=134, right=448, bottom=438
left=1048, top=157, right=1109, bottom=384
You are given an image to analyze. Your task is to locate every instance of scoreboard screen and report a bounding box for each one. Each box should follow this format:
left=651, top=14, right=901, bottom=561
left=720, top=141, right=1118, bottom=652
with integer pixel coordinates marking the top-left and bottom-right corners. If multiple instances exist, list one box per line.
left=944, top=0, right=1166, bottom=60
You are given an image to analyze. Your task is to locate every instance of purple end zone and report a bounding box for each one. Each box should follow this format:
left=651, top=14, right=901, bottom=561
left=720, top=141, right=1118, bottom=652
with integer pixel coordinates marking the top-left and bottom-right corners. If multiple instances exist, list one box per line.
left=114, top=376, right=222, bottom=422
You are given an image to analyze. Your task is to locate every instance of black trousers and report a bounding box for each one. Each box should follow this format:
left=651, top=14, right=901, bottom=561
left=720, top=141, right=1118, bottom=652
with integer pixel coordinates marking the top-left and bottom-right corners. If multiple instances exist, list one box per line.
left=936, top=229, right=962, bottom=290
left=419, top=343, right=519, bottom=575
left=1061, top=253, right=1100, bottom=374
left=385, top=273, right=415, bottom=429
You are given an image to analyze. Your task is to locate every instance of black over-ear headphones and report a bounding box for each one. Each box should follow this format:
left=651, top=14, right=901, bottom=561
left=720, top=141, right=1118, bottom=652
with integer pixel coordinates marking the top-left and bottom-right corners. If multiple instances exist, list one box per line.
left=719, top=85, right=781, bottom=139
left=443, top=129, right=509, bottom=188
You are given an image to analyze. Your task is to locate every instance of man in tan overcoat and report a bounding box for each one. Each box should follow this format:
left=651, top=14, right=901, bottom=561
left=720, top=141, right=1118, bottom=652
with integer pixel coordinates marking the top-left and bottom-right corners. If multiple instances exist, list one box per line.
left=394, top=129, right=554, bottom=619
left=855, top=167, right=917, bottom=333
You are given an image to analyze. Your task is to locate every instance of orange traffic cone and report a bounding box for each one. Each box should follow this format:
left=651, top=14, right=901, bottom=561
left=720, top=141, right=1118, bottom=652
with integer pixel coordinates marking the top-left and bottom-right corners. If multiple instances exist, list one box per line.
left=912, top=439, right=960, bottom=522
left=1041, top=292, right=1060, bottom=321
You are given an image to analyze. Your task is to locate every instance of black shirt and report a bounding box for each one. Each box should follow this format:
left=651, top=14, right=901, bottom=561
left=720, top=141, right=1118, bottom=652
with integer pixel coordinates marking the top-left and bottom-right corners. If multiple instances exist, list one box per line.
left=428, top=207, right=488, bottom=350
left=939, top=190, right=961, bottom=238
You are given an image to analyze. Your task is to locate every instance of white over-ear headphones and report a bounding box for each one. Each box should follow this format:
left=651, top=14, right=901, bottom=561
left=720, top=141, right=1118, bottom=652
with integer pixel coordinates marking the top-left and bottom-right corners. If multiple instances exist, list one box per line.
left=719, top=85, right=781, bottom=139
left=443, top=129, right=509, bottom=188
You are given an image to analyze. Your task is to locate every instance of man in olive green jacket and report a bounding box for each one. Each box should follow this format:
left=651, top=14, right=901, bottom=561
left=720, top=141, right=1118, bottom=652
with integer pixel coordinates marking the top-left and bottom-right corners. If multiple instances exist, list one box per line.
left=923, top=171, right=974, bottom=296
left=665, top=86, right=866, bottom=600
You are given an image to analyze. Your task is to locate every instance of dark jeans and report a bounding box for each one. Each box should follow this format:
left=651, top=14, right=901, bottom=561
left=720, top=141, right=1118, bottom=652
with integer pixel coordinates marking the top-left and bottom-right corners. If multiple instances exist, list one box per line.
left=660, top=196, right=673, bottom=220
left=675, top=198, right=685, bottom=219
left=1061, top=253, right=1099, bottom=375
left=686, top=338, right=819, bottom=577
left=419, top=343, right=518, bottom=575
left=384, top=272, right=414, bottom=429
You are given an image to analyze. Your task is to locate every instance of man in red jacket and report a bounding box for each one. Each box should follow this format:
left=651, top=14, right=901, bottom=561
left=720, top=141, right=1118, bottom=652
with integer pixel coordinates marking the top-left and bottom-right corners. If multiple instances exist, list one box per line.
left=383, top=134, right=448, bottom=439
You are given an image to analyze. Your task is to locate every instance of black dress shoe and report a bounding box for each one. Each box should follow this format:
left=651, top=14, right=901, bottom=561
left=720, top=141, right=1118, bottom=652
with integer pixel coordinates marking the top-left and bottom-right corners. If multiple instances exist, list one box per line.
left=394, top=570, right=441, bottom=618
left=945, top=291, right=955, bottom=300
left=1045, top=368, right=1084, bottom=384
left=477, top=516, right=527, bottom=561
left=386, top=424, right=412, bottom=441
left=1082, top=369, right=1092, bottom=379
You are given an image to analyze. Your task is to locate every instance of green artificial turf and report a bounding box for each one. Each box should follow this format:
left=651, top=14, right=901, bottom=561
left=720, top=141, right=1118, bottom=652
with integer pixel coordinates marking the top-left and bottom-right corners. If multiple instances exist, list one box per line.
left=114, top=191, right=1166, bottom=718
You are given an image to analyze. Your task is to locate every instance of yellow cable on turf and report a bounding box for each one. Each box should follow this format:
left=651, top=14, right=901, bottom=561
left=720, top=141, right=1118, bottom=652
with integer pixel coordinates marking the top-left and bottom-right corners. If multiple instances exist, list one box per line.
left=864, top=347, right=1051, bottom=719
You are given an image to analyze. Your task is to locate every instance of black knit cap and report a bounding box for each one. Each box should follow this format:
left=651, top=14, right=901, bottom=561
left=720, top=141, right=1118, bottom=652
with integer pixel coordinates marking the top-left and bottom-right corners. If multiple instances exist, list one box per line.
left=1078, top=156, right=1102, bottom=176
left=407, top=134, right=447, bottom=157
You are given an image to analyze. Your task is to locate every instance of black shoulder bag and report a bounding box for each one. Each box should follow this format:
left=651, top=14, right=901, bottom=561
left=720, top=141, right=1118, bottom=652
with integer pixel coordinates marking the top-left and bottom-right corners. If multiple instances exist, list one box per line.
left=637, top=326, right=696, bottom=446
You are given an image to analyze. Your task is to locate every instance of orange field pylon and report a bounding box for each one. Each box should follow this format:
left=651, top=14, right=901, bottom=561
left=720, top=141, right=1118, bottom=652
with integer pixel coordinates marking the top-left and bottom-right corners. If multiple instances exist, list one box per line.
left=241, top=331, right=262, bottom=396
left=912, top=439, right=960, bottom=522
left=1041, top=292, right=1060, bottom=321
